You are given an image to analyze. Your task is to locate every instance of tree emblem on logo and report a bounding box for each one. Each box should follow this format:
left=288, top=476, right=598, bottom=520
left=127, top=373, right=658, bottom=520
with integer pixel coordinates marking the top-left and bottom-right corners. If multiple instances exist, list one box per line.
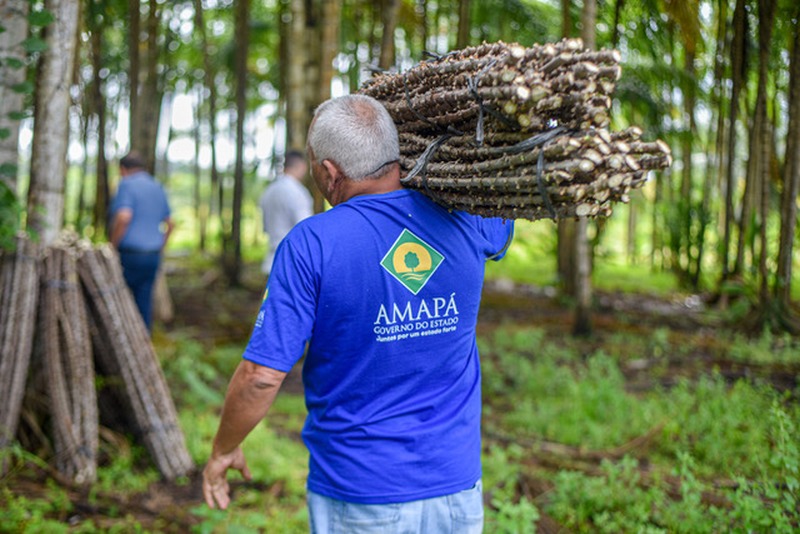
left=404, top=251, right=420, bottom=272
left=380, top=229, right=445, bottom=294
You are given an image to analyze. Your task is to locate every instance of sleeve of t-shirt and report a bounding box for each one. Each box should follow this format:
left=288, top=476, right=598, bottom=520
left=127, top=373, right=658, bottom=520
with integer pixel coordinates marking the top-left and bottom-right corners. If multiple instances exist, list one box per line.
left=112, top=181, right=133, bottom=213
left=474, top=216, right=514, bottom=261
left=242, top=232, right=318, bottom=372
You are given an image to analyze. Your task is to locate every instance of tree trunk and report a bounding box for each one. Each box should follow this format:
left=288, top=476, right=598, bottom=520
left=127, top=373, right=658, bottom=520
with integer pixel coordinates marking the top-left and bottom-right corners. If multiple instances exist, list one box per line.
left=679, top=47, right=697, bottom=278
left=319, top=0, right=341, bottom=106
left=775, top=9, right=800, bottom=313
left=379, top=0, right=400, bottom=70
left=561, top=0, right=572, bottom=38
left=572, top=0, right=595, bottom=337
left=626, top=202, right=637, bottom=264
left=90, top=4, right=109, bottom=239
left=456, top=0, right=471, bottom=50
left=754, top=0, right=777, bottom=315
left=227, top=0, right=250, bottom=286
left=193, top=84, right=207, bottom=252
left=27, top=0, right=80, bottom=246
left=287, top=0, right=308, bottom=150
left=556, top=0, right=575, bottom=294
left=611, top=0, right=624, bottom=47
left=193, top=0, right=221, bottom=227
left=129, top=0, right=162, bottom=173
left=77, top=106, right=90, bottom=232
left=311, top=0, right=342, bottom=212
left=128, top=0, right=140, bottom=153
left=418, top=0, right=429, bottom=53
left=0, top=0, right=30, bottom=191
left=720, top=0, right=746, bottom=283
left=693, top=0, right=728, bottom=288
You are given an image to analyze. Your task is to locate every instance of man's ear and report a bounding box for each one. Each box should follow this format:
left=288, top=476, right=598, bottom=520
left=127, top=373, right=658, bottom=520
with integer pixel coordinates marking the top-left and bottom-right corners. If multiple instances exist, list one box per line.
left=322, top=159, right=342, bottom=187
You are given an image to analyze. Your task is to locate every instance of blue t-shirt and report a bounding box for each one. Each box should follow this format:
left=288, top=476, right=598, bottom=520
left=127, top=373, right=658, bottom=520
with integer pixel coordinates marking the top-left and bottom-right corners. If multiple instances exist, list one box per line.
left=243, top=189, right=512, bottom=504
left=110, top=171, right=171, bottom=251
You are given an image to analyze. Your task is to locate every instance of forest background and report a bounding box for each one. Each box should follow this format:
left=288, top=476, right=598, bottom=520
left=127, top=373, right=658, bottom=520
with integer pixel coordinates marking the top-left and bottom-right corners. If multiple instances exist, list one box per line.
left=1, top=0, right=800, bottom=532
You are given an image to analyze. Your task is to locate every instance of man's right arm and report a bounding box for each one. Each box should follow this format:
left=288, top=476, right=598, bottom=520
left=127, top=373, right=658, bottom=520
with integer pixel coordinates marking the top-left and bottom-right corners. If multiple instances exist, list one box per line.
left=110, top=208, right=133, bottom=247
left=203, top=360, right=287, bottom=509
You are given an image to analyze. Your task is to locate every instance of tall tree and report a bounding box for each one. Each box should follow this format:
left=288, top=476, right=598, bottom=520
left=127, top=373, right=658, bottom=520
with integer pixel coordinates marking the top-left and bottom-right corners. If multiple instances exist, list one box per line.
left=227, top=0, right=250, bottom=285
left=693, top=0, right=729, bottom=288
left=556, top=0, right=575, bottom=297
left=774, top=12, right=800, bottom=326
left=286, top=0, right=308, bottom=150
left=193, top=0, right=221, bottom=228
left=720, top=0, right=747, bottom=283
left=89, top=0, right=109, bottom=238
left=750, top=0, right=777, bottom=319
left=379, top=0, right=400, bottom=70
left=128, top=0, right=162, bottom=172
left=456, top=0, right=471, bottom=49
left=571, top=0, right=595, bottom=337
left=561, top=0, right=572, bottom=38
left=27, top=0, right=80, bottom=245
left=0, top=0, right=30, bottom=192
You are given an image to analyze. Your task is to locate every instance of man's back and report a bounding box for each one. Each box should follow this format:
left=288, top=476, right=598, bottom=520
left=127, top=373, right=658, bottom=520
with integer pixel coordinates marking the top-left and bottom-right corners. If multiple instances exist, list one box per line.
left=111, top=171, right=170, bottom=251
left=244, top=189, right=512, bottom=504
left=259, top=175, right=313, bottom=246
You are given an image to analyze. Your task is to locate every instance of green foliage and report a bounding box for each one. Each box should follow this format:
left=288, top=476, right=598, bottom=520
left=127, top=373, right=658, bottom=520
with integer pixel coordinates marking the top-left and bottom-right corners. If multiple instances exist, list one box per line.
left=490, top=496, right=540, bottom=534
left=0, top=180, right=21, bottom=250
left=728, top=329, right=800, bottom=364
left=491, top=344, right=658, bottom=449
left=27, top=10, right=55, bottom=27
left=95, top=444, right=160, bottom=494
left=548, top=457, right=669, bottom=533
left=0, top=489, right=73, bottom=534
left=726, top=401, right=800, bottom=532
left=159, top=335, right=227, bottom=409
left=480, top=324, right=800, bottom=532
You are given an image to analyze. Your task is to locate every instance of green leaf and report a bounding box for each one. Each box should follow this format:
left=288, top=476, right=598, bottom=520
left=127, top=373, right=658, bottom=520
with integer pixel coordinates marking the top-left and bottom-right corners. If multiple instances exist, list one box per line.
left=7, top=111, right=29, bottom=121
left=22, top=36, right=48, bottom=54
left=0, top=162, right=18, bottom=177
left=0, top=128, right=9, bottom=141
left=11, top=81, right=34, bottom=94
left=28, top=10, right=56, bottom=27
left=4, top=58, right=25, bottom=69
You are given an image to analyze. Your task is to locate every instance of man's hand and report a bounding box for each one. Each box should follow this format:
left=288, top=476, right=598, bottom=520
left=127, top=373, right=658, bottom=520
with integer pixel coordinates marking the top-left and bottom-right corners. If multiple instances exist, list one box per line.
left=202, top=446, right=252, bottom=510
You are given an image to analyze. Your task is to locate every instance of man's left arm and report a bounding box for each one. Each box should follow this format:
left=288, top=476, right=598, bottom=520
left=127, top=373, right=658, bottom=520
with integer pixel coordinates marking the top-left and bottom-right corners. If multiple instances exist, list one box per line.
left=161, top=217, right=174, bottom=252
left=203, top=360, right=287, bottom=510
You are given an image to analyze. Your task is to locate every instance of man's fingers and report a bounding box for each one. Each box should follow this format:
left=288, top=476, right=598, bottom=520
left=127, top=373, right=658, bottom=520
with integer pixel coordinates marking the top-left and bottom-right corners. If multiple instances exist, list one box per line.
left=213, top=481, right=231, bottom=510
left=202, top=449, right=249, bottom=509
left=241, top=463, right=252, bottom=481
left=202, top=478, right=218, bottom=509
left=203, top=476, right=231, bottom=510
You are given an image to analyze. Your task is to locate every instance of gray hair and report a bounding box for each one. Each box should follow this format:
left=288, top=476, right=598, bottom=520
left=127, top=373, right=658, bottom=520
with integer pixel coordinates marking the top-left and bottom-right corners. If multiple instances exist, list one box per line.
left=308, top=95, right=400, bottom=181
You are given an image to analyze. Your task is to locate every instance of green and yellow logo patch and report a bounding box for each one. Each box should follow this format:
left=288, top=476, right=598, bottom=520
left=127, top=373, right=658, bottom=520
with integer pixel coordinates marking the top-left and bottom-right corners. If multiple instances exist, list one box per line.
left=380, top=229, right=444, bottom=295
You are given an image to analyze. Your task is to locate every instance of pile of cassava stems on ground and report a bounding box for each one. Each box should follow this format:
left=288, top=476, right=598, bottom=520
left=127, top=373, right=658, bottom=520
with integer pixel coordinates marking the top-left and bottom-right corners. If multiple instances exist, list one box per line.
left=360, top=38, right=672, bottom=221
left=0, top=235, right=193, bottom=483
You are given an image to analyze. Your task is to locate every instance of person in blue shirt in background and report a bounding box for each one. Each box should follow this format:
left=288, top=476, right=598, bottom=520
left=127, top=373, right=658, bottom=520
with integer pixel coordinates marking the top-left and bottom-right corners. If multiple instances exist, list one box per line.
left=109, top=152, right=173, bottom=332
left=202, top=95, right=513, bottom=533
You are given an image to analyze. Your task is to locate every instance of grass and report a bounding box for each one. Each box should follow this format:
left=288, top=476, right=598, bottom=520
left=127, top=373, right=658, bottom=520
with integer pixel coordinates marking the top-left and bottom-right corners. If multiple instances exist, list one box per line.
left=479, top=324, right=800, bottom=532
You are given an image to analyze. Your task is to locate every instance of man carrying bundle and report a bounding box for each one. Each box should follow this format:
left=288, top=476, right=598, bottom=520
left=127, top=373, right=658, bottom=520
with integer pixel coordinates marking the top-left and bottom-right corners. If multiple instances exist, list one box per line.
left=202, top=94, right=513, bottom=532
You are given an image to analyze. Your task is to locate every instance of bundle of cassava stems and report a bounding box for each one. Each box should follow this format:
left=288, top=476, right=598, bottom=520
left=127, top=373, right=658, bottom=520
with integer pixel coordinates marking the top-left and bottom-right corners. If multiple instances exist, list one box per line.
left=360, top=38, right=672, bottom=221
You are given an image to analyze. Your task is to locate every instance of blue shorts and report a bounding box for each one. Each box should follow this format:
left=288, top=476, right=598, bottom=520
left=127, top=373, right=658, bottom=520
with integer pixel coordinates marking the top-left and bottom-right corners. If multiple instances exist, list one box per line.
left=307, top=480, right=483, bottom=533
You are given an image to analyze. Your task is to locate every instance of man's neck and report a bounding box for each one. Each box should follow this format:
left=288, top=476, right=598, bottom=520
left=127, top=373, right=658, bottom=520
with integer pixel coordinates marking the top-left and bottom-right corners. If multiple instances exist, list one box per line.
left=336, top=167, right=403, bottom=204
